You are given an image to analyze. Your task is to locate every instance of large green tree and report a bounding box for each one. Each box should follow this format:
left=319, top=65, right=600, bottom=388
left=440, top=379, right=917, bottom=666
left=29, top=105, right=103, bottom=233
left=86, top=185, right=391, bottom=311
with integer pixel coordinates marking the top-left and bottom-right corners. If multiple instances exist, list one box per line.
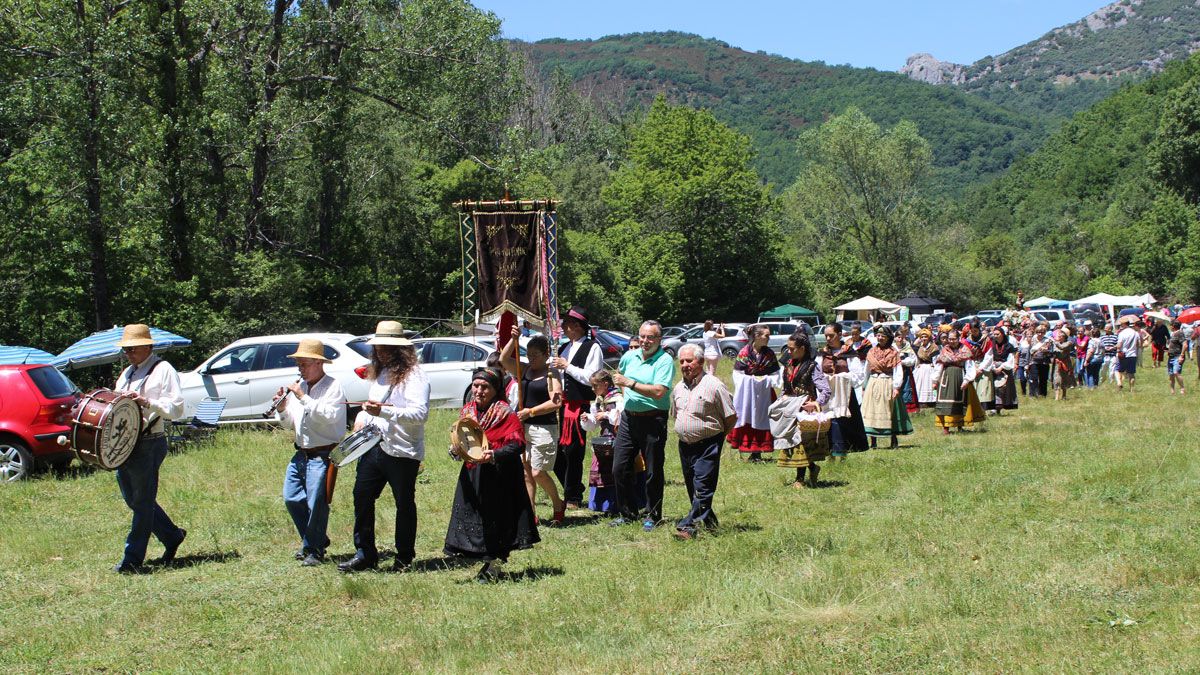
left=784, top=107, right=932, bottom=296
left=601, top=97, right=795, bottom=323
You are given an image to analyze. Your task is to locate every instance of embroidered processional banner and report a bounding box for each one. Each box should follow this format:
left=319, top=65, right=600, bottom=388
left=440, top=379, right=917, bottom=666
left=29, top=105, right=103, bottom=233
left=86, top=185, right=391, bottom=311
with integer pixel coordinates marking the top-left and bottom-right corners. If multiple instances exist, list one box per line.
left=459, top=202, right=558, bottom=335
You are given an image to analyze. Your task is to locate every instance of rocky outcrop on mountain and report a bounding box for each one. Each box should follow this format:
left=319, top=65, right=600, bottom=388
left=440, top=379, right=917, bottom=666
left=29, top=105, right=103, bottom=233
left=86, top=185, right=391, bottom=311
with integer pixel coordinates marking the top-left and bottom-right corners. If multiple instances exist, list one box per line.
left=899, top=53, right=965, bottom=85
left=900, top=0, right=1200, bottom=90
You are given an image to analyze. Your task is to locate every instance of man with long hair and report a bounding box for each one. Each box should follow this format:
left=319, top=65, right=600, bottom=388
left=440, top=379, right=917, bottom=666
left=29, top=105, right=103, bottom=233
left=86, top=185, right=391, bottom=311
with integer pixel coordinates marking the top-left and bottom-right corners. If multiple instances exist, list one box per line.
left=339, top=321, right=431, bottom=573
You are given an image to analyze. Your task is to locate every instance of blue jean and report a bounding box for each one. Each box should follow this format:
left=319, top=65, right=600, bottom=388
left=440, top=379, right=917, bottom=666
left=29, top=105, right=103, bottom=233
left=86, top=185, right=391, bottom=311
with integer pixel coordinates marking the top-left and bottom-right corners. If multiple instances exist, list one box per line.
left=284, top=449, right=331, bottom=556
left=115, top=435, right=184, bottom=566
left=676, top=434, right=724, bottom=533
left=1085, top=359, right=1103, bottom=388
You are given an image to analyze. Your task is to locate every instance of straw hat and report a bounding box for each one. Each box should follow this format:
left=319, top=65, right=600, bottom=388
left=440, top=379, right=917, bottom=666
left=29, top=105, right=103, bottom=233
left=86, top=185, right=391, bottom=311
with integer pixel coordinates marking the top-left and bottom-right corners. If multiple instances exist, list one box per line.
left=288, top=338, right=330, bottom=362
left=116, top=324, right=154, bottom=348
left=367, top=320, right=413, bottom=346
left=449, top=417, right=488, bottom=462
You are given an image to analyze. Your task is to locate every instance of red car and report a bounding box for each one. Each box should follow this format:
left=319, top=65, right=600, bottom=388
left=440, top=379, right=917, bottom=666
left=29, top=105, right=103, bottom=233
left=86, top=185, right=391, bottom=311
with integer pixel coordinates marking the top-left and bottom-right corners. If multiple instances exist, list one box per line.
left=0, top=364, right=79, bottom=481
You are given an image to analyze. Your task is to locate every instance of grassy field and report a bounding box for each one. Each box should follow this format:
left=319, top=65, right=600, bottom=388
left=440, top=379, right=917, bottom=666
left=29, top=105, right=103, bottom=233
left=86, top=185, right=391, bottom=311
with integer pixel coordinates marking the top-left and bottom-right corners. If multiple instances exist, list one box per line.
left=3, top=361, right=1200, bottom=673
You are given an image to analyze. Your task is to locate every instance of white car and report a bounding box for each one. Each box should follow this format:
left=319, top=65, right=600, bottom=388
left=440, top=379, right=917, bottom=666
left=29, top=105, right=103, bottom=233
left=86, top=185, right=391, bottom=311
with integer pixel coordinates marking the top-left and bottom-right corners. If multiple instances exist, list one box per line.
left=179, top=333, right=371, bottom=422
left=346, top=335, right=527, bottom=409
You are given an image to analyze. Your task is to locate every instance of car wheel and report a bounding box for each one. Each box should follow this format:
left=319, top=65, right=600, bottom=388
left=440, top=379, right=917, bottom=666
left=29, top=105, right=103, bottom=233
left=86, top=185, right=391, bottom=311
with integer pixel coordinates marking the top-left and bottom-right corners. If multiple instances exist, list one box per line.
left=463, top=386, right=472, bottom=407
left=663, top=347, right=675, bottom=357
left=722, top=347, right=739, bottom=358
left=0, top=439, right=34, bottom=483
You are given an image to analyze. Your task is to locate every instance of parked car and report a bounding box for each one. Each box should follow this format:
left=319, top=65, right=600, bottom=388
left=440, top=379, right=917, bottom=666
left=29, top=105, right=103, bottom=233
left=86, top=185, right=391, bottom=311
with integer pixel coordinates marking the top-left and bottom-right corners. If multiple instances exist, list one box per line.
left=661, top=323, right=749, bottom=358
left=351, top=335, right=538, bottom=409
left=976, top=309, right=1004, bottom=321
left=0, top=364, right=79, bottom=481
left=179, top=333, right=371, bottom=422
left=594, top=329, right=630, bottom=366
left=662, top=326, right=687, bottom=339
left=1027, top=309, right=1076, bottom=326
left=921, top=312, right=958, bottom=328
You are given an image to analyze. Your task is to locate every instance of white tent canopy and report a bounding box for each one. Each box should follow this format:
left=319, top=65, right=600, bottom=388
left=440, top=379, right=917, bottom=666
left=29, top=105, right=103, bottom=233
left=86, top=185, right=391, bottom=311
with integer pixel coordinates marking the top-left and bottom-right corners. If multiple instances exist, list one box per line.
left=834, top=296, right=902, bottom=321
left=1071, top=293, right=1151, bottom=308
left=1023, top=296, right=1065, bottom=308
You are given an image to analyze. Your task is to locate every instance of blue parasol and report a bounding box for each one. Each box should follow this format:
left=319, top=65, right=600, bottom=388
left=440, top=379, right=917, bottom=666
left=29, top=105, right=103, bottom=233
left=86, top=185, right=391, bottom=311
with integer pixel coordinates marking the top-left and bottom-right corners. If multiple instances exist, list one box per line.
left=52, top=326, right=192, bottom=370
left=0, top=345, right=57, bottom=365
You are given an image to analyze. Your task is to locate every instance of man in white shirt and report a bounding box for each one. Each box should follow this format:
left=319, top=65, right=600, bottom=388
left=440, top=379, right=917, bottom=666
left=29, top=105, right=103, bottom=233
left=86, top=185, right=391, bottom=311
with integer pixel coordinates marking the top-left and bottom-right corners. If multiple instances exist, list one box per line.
left=1116, top=317, right=1142, bottom=391
left=550, top=306, right=604, bottom=509
left=340, top=321, right=431, bottom=573
left=275, top=339, right=347, bottom=566
left=111, top=324, right=187, bottom=574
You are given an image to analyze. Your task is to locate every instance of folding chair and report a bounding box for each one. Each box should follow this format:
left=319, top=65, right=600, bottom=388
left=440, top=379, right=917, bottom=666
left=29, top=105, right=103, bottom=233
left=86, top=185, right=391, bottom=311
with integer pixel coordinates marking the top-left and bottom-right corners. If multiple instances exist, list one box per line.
left=169, top=397, right=227, bottom=450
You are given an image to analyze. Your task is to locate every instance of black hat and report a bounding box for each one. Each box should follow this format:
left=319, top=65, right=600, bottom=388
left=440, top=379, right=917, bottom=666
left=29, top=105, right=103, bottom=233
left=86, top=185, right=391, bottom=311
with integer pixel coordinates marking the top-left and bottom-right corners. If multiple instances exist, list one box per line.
left=563, top=305, right=590, bottom=329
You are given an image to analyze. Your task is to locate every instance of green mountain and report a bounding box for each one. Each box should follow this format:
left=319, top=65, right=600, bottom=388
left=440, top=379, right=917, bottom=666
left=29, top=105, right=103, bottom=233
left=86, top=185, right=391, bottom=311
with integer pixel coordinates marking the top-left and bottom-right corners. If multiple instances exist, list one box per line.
left=901, top=0, right=1200, bottom=117
left=965, top=51, right=1200, bottom=300
left=523, top=32, right=1043, bottom=193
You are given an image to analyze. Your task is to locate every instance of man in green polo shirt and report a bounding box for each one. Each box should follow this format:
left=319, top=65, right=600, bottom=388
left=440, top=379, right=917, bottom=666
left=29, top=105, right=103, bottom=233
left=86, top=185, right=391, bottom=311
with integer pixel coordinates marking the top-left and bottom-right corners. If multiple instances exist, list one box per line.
left=611, top=320, right=677, bottom=530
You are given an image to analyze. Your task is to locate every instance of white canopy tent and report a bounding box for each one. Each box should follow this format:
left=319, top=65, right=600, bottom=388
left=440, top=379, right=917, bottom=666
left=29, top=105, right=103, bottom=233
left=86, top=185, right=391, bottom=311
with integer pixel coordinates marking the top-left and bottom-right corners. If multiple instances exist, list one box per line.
left=1023, top=296, right=1067, bottom=309
left=1071, top=292, right=1145, bottom=308
left=834, top=296, right=903, bottom=322
left=1070, top=292, right=1155, bottom=326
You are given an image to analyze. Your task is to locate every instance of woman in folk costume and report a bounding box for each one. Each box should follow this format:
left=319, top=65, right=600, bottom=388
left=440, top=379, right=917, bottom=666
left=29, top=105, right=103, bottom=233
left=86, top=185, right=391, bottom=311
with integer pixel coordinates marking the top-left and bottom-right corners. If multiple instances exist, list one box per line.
left=845, top=324, right=872, bottom=401
left=859, top=327, right=914, bottom=449
left=990, top=326, right=1019, bottom=414
left=729, top=325, right=780, bottom=462
left=964, top=321, right=995, bottom=414
left=893, top=329, right=920, bottom=415
left=934, top=328, right=986, bottom=434
left=579, top=370, right=646, bottom=514
left=774, top=332, right=831, bottom=488
left=817, top=323, right=869, bottom=458
left=913, top=328, right=940, bottom=408
left=445, top=368, right=539, bottom=583
left=1050, top=322, right=1075, bottom=400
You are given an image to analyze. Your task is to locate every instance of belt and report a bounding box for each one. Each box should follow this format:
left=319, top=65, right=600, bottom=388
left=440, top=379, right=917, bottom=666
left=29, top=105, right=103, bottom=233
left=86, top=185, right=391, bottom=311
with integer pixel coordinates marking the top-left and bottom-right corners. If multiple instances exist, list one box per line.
left=625, top=409, right=668, bottom=417
left=296, top=443, right=336, bottom=455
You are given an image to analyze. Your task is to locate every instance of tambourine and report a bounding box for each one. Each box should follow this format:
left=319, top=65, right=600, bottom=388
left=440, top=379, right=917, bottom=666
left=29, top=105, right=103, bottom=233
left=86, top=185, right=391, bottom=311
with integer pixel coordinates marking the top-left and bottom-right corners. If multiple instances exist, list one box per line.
left=448, top=417, right=489, bottom=462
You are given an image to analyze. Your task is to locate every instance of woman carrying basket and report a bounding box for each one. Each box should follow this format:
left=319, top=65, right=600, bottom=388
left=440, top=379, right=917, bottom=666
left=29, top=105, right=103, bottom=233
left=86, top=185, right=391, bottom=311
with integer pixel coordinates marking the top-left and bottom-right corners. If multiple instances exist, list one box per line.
left=774, top=332, right=832, bottom=489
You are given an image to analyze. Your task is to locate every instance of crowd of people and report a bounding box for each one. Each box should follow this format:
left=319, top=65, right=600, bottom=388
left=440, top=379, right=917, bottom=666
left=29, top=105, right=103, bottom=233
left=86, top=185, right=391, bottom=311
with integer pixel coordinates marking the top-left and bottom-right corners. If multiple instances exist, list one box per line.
left=99, top=305, right=1197, bottom=582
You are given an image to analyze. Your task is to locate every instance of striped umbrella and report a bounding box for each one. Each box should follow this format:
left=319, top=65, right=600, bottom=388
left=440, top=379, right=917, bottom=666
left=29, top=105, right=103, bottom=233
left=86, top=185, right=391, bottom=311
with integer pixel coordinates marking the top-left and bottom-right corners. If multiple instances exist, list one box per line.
left=0, top=345, right=57, bottom=365
left=52, top=326, right=192, bottom=370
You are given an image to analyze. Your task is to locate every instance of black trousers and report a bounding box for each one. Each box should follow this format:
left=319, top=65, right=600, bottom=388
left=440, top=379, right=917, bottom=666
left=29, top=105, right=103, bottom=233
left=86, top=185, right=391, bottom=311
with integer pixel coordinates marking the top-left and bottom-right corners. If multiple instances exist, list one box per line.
left=352, top=447, right=420, bottom=565
left=554, top=418, right=586, bottom=505
left=612, top=410, right=669, bottom=521
left=677, top=433, right=723, bottom=532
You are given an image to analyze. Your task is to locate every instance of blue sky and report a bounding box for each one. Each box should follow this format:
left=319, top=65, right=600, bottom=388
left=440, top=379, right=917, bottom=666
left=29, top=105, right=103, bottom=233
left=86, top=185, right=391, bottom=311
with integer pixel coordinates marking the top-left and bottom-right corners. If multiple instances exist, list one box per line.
left=471, top=0, right=1110, bottom=71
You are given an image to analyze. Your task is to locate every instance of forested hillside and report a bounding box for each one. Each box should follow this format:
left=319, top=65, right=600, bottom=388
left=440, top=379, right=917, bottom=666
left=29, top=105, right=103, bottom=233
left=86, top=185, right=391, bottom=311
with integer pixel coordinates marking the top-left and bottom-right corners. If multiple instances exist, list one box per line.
left=963, top=52, right=1200, bottom=301
left=2, top=1, right=1198, bottom=363
left=524, top=32, right=1043, bottom=192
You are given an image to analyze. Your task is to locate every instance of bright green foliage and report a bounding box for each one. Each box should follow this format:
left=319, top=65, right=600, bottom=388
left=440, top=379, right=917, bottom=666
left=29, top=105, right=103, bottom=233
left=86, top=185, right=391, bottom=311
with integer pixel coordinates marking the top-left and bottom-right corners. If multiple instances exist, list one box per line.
left=601, top=98, right=795, bottom=324
left=786, top=108, right=932, bottom=295
left=967, top=52, right=1200, bottom=302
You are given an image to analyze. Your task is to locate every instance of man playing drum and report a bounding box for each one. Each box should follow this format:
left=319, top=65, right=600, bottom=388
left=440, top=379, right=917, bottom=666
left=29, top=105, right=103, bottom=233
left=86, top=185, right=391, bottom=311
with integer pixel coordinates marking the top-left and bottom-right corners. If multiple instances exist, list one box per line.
left=273, top=339, right=346, bottom=567
left=112, top=324, right=187, bottom=574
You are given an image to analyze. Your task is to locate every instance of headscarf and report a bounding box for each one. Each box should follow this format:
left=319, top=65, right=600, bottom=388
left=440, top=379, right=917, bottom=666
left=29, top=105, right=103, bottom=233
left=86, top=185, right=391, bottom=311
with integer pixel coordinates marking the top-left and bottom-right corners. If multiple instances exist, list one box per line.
left=461, top=368, right=524, bottom=450
left=916, top=328, right=933, bottom=341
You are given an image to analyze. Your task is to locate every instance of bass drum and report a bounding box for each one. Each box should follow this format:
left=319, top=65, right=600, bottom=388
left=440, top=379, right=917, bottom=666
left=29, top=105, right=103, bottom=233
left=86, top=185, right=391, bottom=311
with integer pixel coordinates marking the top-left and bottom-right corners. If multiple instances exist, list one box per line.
left=71, top=389, right=143, bottom=470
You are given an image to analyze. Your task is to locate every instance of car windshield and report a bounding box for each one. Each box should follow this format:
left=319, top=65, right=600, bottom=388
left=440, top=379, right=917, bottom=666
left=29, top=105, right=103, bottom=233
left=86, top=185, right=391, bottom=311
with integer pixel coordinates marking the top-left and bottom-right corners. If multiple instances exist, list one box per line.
left=27, top=366, right=78, bottom=399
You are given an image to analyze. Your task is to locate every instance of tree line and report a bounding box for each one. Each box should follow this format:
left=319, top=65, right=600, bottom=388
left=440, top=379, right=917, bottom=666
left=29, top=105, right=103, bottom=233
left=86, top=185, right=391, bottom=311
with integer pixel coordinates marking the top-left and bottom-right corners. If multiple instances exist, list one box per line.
left=3, top=3, right=1199, bottom=367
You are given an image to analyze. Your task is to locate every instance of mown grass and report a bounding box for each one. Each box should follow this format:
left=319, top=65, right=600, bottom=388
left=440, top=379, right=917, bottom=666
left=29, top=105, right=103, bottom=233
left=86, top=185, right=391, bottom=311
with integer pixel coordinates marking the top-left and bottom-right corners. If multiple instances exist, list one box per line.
left=2, top=362, right=1199, bottom=672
